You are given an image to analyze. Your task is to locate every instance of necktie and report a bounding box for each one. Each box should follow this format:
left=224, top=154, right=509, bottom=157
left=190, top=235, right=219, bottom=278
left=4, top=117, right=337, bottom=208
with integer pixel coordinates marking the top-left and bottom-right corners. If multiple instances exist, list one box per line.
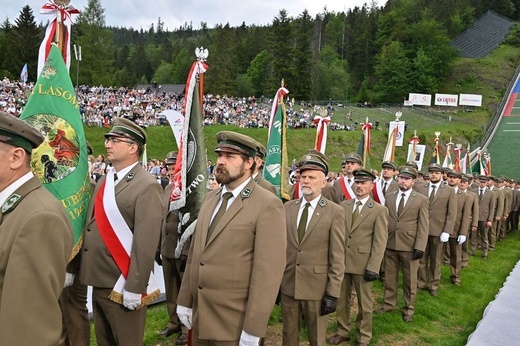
left=382, top=182, right=388, bottom=195
left=429, top=185, right=436, bottom=204
left=479, top=188, right=484, bottom=201
left=298, top=203, right=311, bottom=242
left=114, top=173, right=118, bottom=182
left=347, top=178, right=352, bottom=186
left=398, top=193, right=405, bottom=216
left=352, top=201, right=362, bottom=226
left=207, top=192, right=233, bottom=242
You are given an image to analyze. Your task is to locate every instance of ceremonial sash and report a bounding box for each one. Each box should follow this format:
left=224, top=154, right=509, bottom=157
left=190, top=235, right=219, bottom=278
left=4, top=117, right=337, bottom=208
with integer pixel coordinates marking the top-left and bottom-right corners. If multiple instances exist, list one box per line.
left=372, top=180, right=385, bottom=205
left=94, top=169, right=160, bottom=308
left=293, top=182, right=301, bottom=199
left=339, top=177, right=354, bottom=200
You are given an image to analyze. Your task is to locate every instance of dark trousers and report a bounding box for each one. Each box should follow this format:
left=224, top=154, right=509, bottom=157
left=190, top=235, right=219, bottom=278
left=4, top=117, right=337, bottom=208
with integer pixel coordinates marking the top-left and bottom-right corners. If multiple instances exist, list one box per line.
left=60, top=274, right=90, bottom=346
left=383, top=249, right=419, bottom=316
left=162, top=256, right=188, bottom=333
left=281, top=293, right=327, bottom=346
left=92, top=287, right=147, bottom=346
left=476, top=221, right=489, bottom=257
left=418, top=236, right=443, bottom=290
left=448, top=238, right=462, bottom=284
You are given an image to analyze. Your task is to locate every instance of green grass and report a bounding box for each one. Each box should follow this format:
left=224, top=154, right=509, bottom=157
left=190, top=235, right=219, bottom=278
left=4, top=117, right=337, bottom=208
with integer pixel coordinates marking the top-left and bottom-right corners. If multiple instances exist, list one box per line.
left=88, top=231, right=520, bottom=345
left=84, top=107, right=486, bottom=175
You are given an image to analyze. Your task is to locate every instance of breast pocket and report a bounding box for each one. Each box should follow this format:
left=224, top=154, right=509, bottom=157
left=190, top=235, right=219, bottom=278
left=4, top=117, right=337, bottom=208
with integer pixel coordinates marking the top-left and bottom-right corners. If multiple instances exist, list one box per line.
left=358, top=246, right=371, bottom=254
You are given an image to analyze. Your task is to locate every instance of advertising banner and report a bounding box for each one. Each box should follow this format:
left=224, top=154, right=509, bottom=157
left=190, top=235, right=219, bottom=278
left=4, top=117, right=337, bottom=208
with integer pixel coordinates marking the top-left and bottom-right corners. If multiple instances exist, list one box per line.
left=459, top=94, right=482, bottom=107
left=435, top=93, right=458, bottom=107
left=408, top=93, right=432, bottom=106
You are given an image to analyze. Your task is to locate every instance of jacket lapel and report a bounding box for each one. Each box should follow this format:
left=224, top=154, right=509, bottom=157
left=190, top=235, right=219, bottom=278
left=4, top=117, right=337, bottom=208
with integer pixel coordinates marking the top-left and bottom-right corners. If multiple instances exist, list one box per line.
left=352, top=197, right=375, bottom=230
left=400, top=191, right=418, bottom=217
left=115, top=164, right=141, bottom=196
left=200, top=189, right=221, bottom=249
left=301, top=198, right=326, bottom=243
left=345, top=199, right=355, bottom=234
left=0, top=176, right=41, bottom=225
left=291, top=199, right=302, bottom=243
left=205, top=180, right=255, bottom=247
left=386, top=192, right=398, bottom=218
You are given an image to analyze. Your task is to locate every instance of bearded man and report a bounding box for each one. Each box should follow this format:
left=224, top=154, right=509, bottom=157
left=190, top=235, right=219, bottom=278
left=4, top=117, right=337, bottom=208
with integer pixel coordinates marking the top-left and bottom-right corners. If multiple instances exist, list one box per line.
left=177, top=131, right=286, bottom=345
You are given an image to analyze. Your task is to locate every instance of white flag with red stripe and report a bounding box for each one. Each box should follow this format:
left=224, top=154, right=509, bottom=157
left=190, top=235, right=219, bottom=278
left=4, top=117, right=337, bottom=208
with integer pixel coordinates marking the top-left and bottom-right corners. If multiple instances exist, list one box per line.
left=38, top=1, right=80, bottom=76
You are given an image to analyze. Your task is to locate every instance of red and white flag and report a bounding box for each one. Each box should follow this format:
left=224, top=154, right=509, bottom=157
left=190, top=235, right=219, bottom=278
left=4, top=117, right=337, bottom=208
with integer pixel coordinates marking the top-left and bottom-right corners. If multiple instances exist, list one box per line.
left=313, top=115, right=330, bottom=154
left=38, top=1, right=80, bottom=76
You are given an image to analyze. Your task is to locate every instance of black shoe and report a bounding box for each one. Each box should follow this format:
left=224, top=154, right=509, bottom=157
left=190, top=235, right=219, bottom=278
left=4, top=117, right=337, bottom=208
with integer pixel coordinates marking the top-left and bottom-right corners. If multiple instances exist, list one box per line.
left=158, top=326, right=181, bottom=337
left=329, top=334, right=351, bottom=345
left=176, top=333, right=189, bottom=345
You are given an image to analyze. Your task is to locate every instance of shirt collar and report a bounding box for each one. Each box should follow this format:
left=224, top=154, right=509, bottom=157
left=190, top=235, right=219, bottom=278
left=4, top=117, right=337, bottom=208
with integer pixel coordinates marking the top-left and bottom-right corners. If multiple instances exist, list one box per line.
left=430, top=181, right=441, bottom=189
left=354, top=195, right=370, bottom=206
left=301, top=195, right=321, bottom=210
left=398, top=188, right=413, bottom=199
left=222, top=177, right=252, bottom=199
left=113, top=162, right=138, bottom=184
left=0, top=172, right=34, bottom=207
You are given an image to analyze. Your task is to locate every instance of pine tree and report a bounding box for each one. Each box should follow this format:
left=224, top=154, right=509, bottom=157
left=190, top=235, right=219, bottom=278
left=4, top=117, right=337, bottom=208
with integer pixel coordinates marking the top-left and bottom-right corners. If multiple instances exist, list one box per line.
left=11, top=6, right=41, bottom=81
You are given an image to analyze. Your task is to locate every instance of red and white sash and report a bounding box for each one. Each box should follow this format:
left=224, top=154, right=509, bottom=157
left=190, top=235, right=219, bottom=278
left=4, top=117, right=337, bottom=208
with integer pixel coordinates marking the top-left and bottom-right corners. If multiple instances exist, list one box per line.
left=372, top=179, right=385, bottom=205
left=293, top=182, right=301, bottom=199
left=94, top=169, right=159, bottom=308
left=339, top=177, right=355, bottom=200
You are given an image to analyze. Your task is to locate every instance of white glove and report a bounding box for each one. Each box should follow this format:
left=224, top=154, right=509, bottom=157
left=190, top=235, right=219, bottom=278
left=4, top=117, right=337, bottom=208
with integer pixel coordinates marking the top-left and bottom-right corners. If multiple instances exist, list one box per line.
left=122, top=290, right=142, bottom=310
left=440, top=232, right=450, bottom=243
left=64, top=273, right=75, bottom=288
left=176, top=305, right=193, bottom=330
left=239, top=330, right=260, bottom=346
left=457, top=235, right=467, bottom=244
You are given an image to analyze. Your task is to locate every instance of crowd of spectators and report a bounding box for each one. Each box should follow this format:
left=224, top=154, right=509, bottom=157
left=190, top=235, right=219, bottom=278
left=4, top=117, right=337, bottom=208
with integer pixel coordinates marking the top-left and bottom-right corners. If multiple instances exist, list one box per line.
left=1, top=77, right=360, bottom=132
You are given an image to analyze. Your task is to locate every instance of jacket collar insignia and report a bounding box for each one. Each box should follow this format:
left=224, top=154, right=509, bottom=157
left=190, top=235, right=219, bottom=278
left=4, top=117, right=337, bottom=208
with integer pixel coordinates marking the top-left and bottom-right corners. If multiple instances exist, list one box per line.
left=125, top=172, right=135, bottom=182
left=241, top=188, right=252, bottom=198
left=2, top=194, right=22, bottom=213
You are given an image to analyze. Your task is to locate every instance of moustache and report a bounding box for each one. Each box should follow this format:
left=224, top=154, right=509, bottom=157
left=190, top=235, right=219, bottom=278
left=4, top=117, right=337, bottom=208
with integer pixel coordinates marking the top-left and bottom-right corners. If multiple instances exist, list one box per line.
left=215, top=167, right=228, bottom=174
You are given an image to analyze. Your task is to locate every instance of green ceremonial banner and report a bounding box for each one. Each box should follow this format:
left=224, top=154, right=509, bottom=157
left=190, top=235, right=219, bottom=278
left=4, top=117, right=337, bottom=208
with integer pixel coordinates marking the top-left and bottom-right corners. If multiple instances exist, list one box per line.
left=263, top=94, right=290, bottom=200
left=20, top=44, right=91, bottom=259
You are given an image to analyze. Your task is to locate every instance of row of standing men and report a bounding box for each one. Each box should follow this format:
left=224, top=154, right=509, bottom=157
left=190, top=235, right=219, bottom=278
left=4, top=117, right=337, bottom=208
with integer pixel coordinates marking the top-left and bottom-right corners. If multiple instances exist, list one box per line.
left=1, top=112, right=518, bottom=345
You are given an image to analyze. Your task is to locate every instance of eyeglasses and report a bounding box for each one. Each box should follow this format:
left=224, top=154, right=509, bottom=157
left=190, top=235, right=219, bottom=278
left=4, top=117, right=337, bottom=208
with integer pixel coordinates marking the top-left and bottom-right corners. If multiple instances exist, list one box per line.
left=104, top=138, right=135, bottom=145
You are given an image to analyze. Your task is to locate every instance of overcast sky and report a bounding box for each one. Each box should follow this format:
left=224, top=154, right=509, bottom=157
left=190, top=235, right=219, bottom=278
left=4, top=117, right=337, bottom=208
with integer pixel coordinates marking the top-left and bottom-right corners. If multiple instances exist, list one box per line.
left=2, top=0, right=383, bottom=30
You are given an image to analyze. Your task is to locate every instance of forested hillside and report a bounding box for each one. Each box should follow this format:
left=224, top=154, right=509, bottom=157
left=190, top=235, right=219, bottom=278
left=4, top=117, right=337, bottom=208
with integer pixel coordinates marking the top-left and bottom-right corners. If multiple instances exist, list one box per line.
left=1, top=0, right=520, bottom=103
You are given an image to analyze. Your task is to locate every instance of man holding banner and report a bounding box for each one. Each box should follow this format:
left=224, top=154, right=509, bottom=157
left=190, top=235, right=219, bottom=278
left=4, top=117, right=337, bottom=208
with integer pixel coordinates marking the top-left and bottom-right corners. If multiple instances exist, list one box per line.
left=80, top=118, right=163, bottom=345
